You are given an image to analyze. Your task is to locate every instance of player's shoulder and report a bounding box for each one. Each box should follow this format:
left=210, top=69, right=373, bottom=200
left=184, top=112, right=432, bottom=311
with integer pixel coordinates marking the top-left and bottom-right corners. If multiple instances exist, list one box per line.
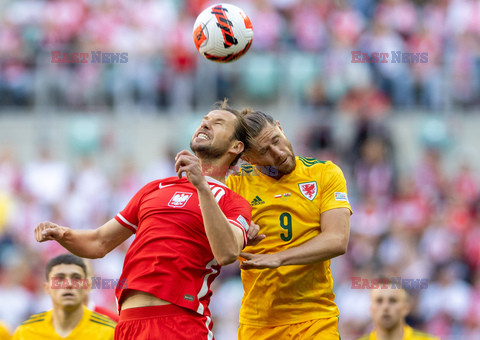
left=93, top=305, right=119, bottom=323
left=296, top=156, right=344, bottom=176
left=226, top=164, right=259, bottom=189
left=150, top=177, right=179, bottom=187
left=13, top=310, right=49, bottom=336
left=410, top=328, right=439, bottom=340
left=223, top=182, right=251, bottom=205
left=87, top=310, right=117, bottom=330
left=232, top=163, right=259, bottom=177
left=297, top=156, right=329, bottom=168
left=142, top=177, right=185, bottom=192
left=18, top=311, right=48, bottom=327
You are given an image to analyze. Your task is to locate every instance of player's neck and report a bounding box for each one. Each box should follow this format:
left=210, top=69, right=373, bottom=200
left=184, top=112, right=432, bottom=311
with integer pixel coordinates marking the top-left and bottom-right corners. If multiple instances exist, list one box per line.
left=200, top=160, right=230, bottom=183
left=375, top=323, right=404, bottom=340
left=52, top=305, right=84, bottom=337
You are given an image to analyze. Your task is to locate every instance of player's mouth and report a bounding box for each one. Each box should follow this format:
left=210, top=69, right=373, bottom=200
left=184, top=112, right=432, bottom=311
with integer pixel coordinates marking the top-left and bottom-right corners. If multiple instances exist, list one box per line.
left=62, top=292, right=75, bottom=298
left=196, top=132, right=211, bottom=140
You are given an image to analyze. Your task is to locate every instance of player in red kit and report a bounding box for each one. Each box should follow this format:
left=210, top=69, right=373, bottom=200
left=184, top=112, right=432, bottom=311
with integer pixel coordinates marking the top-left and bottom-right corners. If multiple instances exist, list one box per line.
left=34, top=100, right=253, bottom=340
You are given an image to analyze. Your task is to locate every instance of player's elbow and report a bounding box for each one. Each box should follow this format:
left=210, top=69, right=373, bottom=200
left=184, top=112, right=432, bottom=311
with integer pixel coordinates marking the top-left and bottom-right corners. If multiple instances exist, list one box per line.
left=216, top=257, right=235, bottom=266
left=216, top=252, right=239, bottom=266
left=327, top=234, right=348, bottom=258
left=93, top=241, right=113, bottom=259
left=92, top=235, right=112, bottom=259
left=335, top=244, right=347, bottom=256
left=334, top=235, right=349, bottom=256
left=79, top=245, right=107, bottom=259
left=215, top=245, right=242, bottom=265
left=92, top=248, right=108, bottom=259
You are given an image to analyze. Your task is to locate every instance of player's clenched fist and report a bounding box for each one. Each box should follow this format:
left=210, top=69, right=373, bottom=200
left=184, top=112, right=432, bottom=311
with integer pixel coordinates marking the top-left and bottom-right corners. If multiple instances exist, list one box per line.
left=175, top=150, right=207, bottom=189
left=35, top=222, right=67, bottom=242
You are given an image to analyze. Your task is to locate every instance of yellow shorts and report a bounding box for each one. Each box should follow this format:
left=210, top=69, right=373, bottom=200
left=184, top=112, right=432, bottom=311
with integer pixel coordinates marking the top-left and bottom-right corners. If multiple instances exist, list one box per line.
left=238, top=317, right=340, bottom=340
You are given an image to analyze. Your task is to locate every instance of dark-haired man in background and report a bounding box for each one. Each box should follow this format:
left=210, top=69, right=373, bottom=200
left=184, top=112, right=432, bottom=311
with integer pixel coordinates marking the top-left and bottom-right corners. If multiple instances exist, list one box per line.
left=12, top=254, right=115, bottom=340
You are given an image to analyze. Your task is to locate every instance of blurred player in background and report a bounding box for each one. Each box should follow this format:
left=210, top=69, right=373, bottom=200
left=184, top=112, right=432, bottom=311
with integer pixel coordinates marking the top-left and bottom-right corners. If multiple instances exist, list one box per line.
left=358, top=279, right=439, bottom=340
left=12, top=254, right=115, bottom=340
left=227, top=110, right=352, bottom=339
left=34, top=101, right=252, bottom=340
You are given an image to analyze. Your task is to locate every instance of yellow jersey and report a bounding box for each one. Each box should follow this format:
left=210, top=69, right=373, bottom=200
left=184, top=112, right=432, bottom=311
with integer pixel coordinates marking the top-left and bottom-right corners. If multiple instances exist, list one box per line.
left=12, top=306, right=115, bottom=340
left=0, top=321, right=11, bottom=340
left=357, top=325, right=439, bottom=340
left=227, top=157, right=352, bottom=326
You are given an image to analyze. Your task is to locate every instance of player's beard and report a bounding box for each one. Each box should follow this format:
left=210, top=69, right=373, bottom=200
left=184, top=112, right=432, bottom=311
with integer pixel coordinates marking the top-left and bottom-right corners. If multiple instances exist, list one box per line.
left=190, top=139, right=230, bottom=161
left=277, top=142, right=296, bottom=175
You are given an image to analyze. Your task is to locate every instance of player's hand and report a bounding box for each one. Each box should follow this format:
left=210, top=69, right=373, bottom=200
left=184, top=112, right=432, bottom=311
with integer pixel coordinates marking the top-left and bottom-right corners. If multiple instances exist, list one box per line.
left=246, top=222, right=266, bottom=246
left=240, top=252, right=281, bottom=270
left=175, top=150, right=208, bottom=189
left=35, top=222, right=67, bottom=242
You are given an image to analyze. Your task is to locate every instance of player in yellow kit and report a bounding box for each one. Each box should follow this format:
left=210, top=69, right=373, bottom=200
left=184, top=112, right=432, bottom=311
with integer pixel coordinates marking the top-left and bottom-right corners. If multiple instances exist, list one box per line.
left=12, top=254, right=115, bottom=340
left=358, top=280, right=439, bottom=340
left=227, top=110, right=352, bottom=339
left=0, top=321, right=11, bottom=340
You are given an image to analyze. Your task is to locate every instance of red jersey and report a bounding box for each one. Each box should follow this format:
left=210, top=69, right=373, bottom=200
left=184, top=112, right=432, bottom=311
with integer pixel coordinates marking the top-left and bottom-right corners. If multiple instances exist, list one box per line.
left=114, top=176, right=251, bottom=317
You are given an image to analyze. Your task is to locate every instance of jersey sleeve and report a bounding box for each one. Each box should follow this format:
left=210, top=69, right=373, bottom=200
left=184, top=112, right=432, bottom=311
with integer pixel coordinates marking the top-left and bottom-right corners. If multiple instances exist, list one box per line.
left=319, top=162, right=353, bottom=214
left=221, top=190, right=252, bottom=247
left=114, top=181, right=158, bottom=233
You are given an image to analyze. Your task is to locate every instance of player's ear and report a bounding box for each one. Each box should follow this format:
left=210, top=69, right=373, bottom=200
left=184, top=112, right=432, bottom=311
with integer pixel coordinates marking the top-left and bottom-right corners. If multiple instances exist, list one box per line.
left=230, top=140, right=244, bottom=156
left=44, top=279, right=51, bottom=295
left=276, top=121, right=283, bottom=132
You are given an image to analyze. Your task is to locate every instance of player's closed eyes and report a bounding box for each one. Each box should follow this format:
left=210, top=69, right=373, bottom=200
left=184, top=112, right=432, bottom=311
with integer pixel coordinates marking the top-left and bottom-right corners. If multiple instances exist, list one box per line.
left=259, top=149, right=268, bottom=155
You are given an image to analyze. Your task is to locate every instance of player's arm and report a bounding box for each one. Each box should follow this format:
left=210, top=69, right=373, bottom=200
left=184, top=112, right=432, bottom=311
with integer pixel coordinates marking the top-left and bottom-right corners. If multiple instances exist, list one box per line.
left=176, top=150, right=244, bottom=265
left=197, top=183, right=245, bottom=265
left=34, top=218, right=133, bottom=259
left=241, top=207, right=350, bottom=269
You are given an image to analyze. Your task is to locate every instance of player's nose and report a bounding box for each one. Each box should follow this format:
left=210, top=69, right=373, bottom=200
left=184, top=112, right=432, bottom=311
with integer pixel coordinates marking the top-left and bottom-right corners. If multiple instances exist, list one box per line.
left=199, top=118, right=212, bottom=130
left=271, top=147, right=283, bottom=160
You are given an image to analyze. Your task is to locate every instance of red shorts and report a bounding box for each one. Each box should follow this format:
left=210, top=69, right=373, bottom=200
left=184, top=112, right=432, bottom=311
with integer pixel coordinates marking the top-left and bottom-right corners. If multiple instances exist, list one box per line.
left=115, top=304, right=214, bottom=340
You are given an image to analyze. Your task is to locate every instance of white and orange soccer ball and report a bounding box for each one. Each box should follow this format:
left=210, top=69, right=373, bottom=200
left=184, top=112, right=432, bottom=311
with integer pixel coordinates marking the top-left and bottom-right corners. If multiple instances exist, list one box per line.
left=193, top=3, right=254, bottom=63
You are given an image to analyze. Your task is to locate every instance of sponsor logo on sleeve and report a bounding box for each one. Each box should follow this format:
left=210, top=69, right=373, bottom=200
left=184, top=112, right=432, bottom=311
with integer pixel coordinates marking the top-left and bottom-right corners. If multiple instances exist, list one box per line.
left=334, top=192, right=349, bottom=202
left=236, top=215, right=249, bottom=231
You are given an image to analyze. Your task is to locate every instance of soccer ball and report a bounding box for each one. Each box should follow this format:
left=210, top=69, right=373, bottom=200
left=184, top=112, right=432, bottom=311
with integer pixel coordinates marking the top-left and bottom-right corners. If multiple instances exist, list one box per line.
left=193, top=3, right=254, bottom=63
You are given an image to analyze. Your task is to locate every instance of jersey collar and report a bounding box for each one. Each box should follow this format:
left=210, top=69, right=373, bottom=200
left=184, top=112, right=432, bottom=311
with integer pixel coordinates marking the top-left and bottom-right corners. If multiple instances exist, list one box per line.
left=205, top=176, right=227, bottom=188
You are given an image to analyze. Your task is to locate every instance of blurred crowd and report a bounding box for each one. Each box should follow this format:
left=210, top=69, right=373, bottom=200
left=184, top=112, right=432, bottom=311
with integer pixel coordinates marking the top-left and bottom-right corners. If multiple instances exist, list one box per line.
left=0, top=113, right=479, bottom=339
left=0, top=0, right=479, bottom=112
